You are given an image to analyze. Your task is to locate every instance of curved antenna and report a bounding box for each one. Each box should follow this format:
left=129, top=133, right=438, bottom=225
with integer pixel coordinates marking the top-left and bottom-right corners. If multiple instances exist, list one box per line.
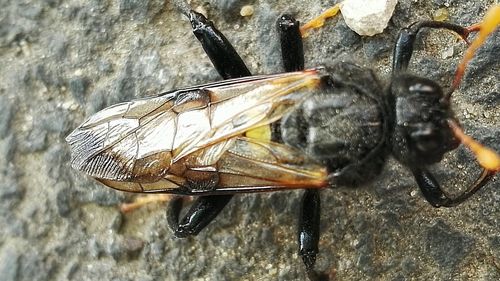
left=416, top=6, right=500, bottom=207
left=436, top=5, right=500, bottom=202
left=441, top=119, right=499, bottom=205
left=446, top=5, right=500, bottom=100
left=448, top=120, right=500, bottom=173
left=448, top=168, right=495, bottom=207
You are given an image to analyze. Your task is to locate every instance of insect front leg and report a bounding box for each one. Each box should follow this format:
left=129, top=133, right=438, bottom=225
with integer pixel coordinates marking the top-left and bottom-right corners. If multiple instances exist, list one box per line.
left=167, top=195, right=233, bottom=237
left=412, top=167, right=495, bottom=208
left=391, top=21, right=471, bottom=74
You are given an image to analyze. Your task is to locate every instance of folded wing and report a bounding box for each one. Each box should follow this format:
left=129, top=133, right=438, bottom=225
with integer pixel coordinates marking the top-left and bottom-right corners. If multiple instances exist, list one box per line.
left=66, top=69, right=323, bottom=191
left=97, top=137, right=328, bottom=194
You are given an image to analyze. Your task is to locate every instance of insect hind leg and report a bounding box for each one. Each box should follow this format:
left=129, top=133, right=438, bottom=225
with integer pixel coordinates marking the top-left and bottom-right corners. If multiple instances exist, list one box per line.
left=167, top=3, right=257, bottom=237
left=277, top=14, right=305, bottom=72
left=167, top=195, right=233, bottom=238
left=298, top=189, right=330, bottom=281
left=181, top=10, right=251, bottom=79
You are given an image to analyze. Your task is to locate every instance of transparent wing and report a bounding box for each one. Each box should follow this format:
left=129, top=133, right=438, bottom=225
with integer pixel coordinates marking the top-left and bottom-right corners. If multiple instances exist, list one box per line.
left=66, top=69, right=323, bottom=185
left=95, top=137, right=328, bottom=194
left=215, top=137, right=328, bottom=192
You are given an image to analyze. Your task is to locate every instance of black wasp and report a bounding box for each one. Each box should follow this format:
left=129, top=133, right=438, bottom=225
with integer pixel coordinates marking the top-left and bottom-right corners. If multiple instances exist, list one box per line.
left=66, top=3, right=500, bottom=280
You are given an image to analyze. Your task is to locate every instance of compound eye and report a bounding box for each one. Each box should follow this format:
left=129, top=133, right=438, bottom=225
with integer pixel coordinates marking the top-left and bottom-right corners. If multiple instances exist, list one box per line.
left=411, top=127, right=440, bottom=153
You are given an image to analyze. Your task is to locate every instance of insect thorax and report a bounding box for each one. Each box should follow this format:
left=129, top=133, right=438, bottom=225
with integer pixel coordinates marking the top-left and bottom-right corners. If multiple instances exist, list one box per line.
left=280, top=62, right=389, bottom=187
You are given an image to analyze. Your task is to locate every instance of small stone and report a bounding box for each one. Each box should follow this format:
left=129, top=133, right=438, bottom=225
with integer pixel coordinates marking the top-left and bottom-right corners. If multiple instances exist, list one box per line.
left=340, top=0, right=398, bottom=36
left=41, top=108, right=70, bottom=133
left=148, top=241, right=165, bottom=259
left=441, top=46, right=455, bottom=59
left=240, top=5, right=254, bottom=17
left=362, top=33, right=392, bottom=60
left=86, top=89, right=107, bottom=115
left=110, top=212, right=124, bottom=231
left=64, top=261, right=79, bottom=280
left=433, top=8, right=449, bottom=21
left=0, top=24, right=23, bottom=47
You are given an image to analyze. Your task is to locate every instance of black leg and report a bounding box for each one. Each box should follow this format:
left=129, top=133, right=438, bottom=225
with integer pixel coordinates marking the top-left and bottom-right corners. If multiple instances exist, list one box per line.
left=167, top=195, right=233, bottom=238
left=277, top=14, right=305, bottom=72
left=272, top=14, right=306, bottom=142
left=169, top=9, right=255, bottom=237
left=298, top=189, right=328, bottom=281
left=166, top=197, right=184, bottom=232
left=186, top=11, right=251, bottom=79
left=411, top=167, right=494, bottom=208
left=278, top=14, right=327, bottom=281
left=392, top=21, right=471, bottom=74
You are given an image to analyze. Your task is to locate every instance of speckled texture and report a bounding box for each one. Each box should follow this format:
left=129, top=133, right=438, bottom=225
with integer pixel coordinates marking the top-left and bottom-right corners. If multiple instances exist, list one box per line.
left=0, top=0, right=499, bottom=280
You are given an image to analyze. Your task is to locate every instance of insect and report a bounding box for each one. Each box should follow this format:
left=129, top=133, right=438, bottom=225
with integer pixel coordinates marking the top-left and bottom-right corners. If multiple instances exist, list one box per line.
left=66, top=3, right=500, bottom=280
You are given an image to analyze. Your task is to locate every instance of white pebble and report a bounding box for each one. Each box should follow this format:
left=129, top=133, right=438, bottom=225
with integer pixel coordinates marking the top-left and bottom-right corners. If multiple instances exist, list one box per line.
left=340, top=0, right=398, bottom=36
left=441, top=46, right=455, bottom=59
left=240, top=5, right=254, bottom=17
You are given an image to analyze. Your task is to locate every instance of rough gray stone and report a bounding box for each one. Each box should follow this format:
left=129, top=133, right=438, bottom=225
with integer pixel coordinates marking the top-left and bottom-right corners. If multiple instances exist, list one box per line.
left=119, top=0, right=164, bottom=22
left=0, top=245, right=19, bottom=281
left=0, top=134, right=16, bottom=174
left=18, top=250, right=55, bottom=281
left=425, top=220, right=474, bottom=268
left=46, top=33, right=68, bottom=59
left=97, top=59, right=113, bottom=74
left=0, top=1, right=498, bottom=281
left=462, top=30, right=499, bottom=90
left=0, top=169, right=22, bottom=205
left=87, top=237, right=103, bottom=258
left=0, top=95, right=13, bottom=137
left=207, top=0, right=256, bottom=17
left=68, top=77, right=90, bottom=103
left=55, top=187, right=74, bottom=217
left=362, top=32, right=393, bottom=60
left=106, top=236, right=144, bottom=260
left=18, top=127, right=47, bottom=153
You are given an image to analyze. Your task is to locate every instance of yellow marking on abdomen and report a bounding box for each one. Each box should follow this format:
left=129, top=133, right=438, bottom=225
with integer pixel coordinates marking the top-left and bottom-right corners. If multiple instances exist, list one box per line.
left=245, top=125, right=272, bottom=141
